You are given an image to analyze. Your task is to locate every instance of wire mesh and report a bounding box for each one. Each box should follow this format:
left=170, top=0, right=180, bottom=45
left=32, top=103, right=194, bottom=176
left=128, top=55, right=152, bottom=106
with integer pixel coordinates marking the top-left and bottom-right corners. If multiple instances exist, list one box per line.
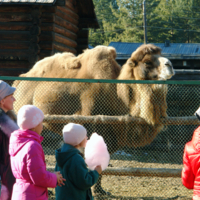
left=4, top=78, right=199, bottom=200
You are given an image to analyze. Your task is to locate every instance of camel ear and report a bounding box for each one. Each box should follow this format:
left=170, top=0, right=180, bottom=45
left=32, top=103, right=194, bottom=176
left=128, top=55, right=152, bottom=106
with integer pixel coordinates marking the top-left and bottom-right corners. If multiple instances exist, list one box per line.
left=65, top=57, right=81, bottom=69
left=127, top=60, right=136, bottom=67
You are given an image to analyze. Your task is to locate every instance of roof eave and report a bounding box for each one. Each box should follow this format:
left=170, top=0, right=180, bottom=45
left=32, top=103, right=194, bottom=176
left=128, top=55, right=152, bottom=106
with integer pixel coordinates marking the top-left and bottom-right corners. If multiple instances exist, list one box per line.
left=116, top=54, right=200, bottom=60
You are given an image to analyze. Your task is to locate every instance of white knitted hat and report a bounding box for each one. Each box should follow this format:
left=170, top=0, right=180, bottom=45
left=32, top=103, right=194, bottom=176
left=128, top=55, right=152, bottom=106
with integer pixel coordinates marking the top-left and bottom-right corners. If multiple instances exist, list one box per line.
left=17, top=105, right=44, bottom=130
left=62, top=123, right=87, bottom=146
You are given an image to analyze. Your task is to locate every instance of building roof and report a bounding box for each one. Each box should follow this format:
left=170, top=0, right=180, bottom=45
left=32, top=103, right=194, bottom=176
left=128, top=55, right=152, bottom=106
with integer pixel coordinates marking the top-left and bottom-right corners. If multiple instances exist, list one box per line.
left=88, top=45, right=94, bottom=49
left=0, top=0, right=56, bottom=5
left=108, top=42, right=200, bottom=60
left=0, top=0, right=99, bottom=28
left=76, top=0, right=99, bottom=28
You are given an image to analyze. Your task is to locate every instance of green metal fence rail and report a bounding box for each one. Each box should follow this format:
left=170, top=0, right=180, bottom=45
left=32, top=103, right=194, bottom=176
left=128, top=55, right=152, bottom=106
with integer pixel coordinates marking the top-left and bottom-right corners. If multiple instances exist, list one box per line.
left=1, top=75, right=200, bottom=84
left=2, top=76, right=198, bottom=200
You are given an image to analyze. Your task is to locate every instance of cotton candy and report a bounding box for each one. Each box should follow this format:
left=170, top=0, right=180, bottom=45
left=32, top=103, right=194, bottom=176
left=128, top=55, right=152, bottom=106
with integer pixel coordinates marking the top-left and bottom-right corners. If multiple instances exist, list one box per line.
left=85, top=133, right=110, bottom=171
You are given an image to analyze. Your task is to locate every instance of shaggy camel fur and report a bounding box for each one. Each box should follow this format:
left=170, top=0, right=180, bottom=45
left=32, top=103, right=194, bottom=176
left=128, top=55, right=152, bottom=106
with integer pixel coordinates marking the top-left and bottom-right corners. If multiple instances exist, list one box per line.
left=116, top=44, right=174, bottom=148
left=13, top=44, right=174, bottom=151
left=12, top=44, right=174, bottom=195
left=13, top=45, right=122, bottom=118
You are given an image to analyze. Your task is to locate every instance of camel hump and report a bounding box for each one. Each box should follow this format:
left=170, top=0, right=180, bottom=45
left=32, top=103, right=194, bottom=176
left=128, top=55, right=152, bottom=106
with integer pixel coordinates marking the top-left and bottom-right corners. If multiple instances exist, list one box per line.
left=64, top=55, right=81, bottom=70
left=84, top=45, right=117, bottom=59
left=107, top=46, right=117, bottom=59
left=50, top=52, right=81, bottom=70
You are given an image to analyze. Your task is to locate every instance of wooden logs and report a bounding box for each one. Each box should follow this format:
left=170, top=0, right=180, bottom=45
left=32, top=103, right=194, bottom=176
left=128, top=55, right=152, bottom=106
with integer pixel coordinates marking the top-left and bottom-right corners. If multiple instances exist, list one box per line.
left=55, top=8, right=78, bottom=25
left=43, top=114, right=200, bottom=126
left=54, top=15, right=79, bottom=33
left=54, top=25, right=77, bottom=40
left=0, top=60, right=31, bottom=76
left=102, top=167, right=182, bottom=178
left=46, top=165, right=181, bottom=178
left=0, top=0, right=96, bottom=75
left=0, top=31, right=38, bottom=41
left=53, top=42, right=76, bottom=54
left=0, top=6, right=41, bottom=76
left=40, top=4, right=78, bottom=55
left=55, top=33, right=77, bottom=48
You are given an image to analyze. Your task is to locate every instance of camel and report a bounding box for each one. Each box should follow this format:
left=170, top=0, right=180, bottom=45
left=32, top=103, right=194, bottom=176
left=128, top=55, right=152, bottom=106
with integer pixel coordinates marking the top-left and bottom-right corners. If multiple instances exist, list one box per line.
left=116, top=44, right=174, bottom=148
left=12, top=44, right=175, bottom=195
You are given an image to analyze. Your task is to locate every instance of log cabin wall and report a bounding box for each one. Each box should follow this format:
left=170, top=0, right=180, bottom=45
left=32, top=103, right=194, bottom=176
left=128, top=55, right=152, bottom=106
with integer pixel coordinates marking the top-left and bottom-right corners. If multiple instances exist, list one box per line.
left=75, top=0, right=99, bottom=55
left=40, top=1, right=79, bottom=60
left=0, top=5, right=41, bottom=76
left=0, top=0, right=99, bottom=76
left=76, top=28, right=89, bottom=55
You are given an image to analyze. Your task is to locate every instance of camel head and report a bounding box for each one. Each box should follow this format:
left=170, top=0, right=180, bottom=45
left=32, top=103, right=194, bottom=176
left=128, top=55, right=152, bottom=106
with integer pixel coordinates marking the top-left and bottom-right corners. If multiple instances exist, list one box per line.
left=119, top=44, right=175, bottom=81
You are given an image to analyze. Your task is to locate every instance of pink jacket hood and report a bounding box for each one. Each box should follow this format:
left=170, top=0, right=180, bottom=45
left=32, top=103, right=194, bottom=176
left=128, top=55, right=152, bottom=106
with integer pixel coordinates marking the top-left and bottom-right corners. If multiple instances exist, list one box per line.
left=9, top=129, right=43, bottom=156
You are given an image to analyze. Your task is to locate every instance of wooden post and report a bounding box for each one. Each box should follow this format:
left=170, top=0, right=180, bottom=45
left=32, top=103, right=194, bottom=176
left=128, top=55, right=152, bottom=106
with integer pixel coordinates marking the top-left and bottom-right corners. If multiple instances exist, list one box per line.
left=46, top=166, right=182, bottom=178
left=102, top=167, right=182, bottom=178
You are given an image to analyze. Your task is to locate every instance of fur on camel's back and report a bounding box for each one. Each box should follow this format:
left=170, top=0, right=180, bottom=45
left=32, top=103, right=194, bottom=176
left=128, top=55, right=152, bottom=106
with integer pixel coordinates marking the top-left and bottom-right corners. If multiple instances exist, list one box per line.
left=13, top=45, right=121, bottom=117
left=13, top=44, right=174, bottom=152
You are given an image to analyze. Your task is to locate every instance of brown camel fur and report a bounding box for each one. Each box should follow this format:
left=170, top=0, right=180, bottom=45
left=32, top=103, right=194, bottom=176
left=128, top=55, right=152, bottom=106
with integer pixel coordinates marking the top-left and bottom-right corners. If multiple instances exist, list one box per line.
left=13, top=44, right=174, bottom=150
left=12, top=44, right=174, bottom=195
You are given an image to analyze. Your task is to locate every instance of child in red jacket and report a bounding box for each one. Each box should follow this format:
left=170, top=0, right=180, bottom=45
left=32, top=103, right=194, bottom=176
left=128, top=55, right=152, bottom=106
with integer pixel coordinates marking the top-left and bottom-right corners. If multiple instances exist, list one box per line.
left=182, top=107, right=200, bottom=200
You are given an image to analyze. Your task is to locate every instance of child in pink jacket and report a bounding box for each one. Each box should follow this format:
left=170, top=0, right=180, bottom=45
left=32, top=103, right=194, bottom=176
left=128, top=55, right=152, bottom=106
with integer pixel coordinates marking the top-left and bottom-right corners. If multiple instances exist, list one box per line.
left=9, top=105, right=65, bottom=200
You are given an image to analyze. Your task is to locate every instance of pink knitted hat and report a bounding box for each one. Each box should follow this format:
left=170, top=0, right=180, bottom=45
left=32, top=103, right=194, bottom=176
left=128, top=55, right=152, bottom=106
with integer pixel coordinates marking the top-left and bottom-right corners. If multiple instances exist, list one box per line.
left=62, top=123, right=87, bottom=146
left=17, top=105, right=44, bottom=130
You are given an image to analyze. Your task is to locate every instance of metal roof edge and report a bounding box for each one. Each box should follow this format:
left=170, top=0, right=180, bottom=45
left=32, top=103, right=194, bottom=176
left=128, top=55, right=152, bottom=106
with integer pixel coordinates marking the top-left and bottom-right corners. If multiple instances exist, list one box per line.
left=116, top=54, right=200, bottom=60
left=0, top=0, right=58, bottom=5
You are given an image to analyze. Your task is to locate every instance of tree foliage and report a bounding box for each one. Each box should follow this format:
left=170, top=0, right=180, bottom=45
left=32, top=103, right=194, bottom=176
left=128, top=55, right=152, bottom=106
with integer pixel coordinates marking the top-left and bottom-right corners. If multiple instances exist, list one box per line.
left=89, top=0, right=200, bottom=46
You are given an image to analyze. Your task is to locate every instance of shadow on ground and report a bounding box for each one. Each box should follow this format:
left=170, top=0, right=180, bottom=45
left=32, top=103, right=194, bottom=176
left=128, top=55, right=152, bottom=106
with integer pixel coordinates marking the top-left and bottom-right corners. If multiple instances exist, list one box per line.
left=110, top=143, right=184, bottom=165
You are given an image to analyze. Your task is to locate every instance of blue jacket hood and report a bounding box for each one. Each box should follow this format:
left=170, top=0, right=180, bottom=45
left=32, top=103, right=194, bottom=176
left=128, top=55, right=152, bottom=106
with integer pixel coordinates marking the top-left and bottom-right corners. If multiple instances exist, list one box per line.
left=55, top=143, right=80, bottom=168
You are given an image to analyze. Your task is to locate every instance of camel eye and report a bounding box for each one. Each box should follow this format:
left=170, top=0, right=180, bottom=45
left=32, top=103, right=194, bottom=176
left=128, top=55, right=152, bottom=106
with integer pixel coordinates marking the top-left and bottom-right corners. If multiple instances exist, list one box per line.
left=165, top=63, right=171, bottom=67
left=145, top=61, right=152, bottom=66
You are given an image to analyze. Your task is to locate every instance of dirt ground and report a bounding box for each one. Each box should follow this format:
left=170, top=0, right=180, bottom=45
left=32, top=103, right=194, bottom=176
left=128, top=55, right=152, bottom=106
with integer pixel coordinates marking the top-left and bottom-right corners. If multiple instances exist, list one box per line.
left=44, top=146, right=193, bottom=200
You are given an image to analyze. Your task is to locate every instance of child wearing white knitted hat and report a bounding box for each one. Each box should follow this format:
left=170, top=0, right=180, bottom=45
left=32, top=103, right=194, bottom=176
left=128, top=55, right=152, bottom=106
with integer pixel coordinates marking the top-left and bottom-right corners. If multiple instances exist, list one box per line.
left=9, top=105, right=65, bottom=200
left=55, top=123, right=102, bottom=200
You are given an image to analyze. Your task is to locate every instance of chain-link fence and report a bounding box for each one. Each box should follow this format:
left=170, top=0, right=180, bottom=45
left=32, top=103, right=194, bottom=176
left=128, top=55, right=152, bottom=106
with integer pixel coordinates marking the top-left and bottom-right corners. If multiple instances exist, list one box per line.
left=4, top=77, right=200, bottom=200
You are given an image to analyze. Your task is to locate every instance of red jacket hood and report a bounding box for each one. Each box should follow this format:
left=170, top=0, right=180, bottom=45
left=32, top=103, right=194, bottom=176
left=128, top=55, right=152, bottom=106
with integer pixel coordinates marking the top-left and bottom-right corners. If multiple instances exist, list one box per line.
left=9, top=129, right=43, bottom=156
left=191, top=126, right=200, bottom=151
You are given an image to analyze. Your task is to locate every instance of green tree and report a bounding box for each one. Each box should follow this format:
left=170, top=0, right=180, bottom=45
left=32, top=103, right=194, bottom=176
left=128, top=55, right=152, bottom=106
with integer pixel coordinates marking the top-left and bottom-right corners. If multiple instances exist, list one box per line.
left=147, top=0, right=200, bottom=43
left=89, top=0, right=200, bottom=46
left=89, top=0, right=117, bottom=46
left=108, top=0, right=144, bottom=44
left=89, top=0, right=144, bottom=46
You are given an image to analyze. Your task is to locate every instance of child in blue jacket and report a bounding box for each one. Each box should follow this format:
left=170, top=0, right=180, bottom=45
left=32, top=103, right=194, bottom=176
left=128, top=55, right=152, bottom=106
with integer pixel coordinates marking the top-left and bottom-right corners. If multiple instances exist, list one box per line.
left=55, top=123, right=102, bottom=200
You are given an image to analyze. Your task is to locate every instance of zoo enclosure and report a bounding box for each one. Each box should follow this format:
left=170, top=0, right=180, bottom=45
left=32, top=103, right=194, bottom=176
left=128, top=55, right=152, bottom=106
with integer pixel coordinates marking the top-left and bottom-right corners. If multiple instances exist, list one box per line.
left=2, top=76, right=200, bottom=199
